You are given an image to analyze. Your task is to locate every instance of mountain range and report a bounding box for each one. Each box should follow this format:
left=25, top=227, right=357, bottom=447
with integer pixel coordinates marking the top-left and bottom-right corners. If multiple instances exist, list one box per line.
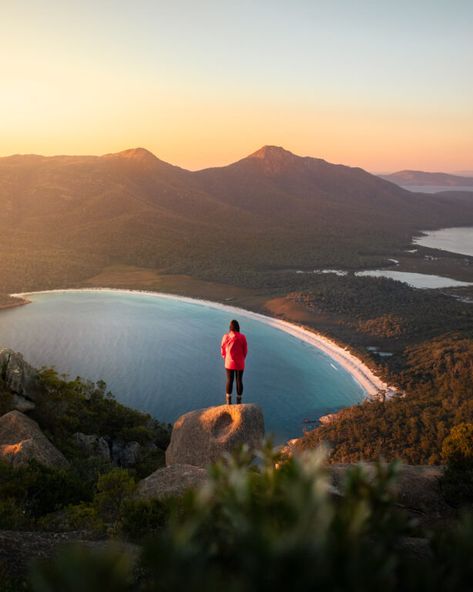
left=381, top=170, right=473, bottom=188
left=1, top=145, right=472, bottom=293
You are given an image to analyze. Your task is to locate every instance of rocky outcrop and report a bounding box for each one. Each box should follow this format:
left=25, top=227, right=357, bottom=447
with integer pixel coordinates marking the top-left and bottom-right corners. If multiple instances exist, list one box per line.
left=73, top=432, right=111, bottom=463
left=11, top=394, right=36, bottom=412
left=0, top=348, right=41, bottom=411
left=0, top=410, right=69, bottom=469
left=111, top=439, right=142, bottom=467
left=318, top=413, right=338, bottom=426
left=166, top=404, right=265, bottom=468
left=278, top=437, right=302, bottom=458
left=136, top=464, right=208, bottom=500
left=72, top=433, right=148, bottom=468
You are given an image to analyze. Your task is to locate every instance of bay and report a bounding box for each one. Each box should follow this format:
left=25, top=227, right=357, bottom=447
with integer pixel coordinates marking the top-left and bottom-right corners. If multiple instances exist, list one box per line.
left=0, top=290, right=366, bottom=442
left=414, top=227, right=473, bottom=258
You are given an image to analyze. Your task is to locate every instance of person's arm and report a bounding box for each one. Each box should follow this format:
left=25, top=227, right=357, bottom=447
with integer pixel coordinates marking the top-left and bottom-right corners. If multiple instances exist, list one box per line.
left=242, top=335, right=248, bottom=358
left=221, top=335, right=227, bottom=358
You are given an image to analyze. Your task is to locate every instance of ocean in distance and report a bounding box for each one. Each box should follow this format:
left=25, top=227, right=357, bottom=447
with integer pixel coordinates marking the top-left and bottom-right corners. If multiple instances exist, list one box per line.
left=414, top=227, right=473, bottom=258
left=0, top=290, right=366, bottom=442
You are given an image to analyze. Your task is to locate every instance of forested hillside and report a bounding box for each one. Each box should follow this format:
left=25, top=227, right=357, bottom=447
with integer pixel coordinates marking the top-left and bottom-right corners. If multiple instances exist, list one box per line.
left=293, top=275, right=473, bottom=463
left=1, top=146, right=473, bottom=292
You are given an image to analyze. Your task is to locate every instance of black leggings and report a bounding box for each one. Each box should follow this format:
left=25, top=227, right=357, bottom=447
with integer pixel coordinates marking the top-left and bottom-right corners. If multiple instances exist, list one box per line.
left=226, top=369, right=244, bottom=396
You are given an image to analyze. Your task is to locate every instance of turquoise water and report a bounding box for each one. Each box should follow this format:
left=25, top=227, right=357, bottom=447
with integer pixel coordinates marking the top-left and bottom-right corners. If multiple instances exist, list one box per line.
left=0, top=290, right=365, bottom=442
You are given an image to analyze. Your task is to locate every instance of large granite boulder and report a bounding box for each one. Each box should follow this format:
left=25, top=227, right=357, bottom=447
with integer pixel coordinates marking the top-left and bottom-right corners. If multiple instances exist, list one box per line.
left=0, top=348, right=41, bottom=401
left=166, top=404, right=265, bottom=468
left=136, top=464, right=208, bottom=500
left=0, top=410, right=69, bottom=469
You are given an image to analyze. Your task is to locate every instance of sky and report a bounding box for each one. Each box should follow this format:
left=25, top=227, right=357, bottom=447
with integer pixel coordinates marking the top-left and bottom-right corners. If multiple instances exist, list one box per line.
left=1, top=0, right=472, bottom=172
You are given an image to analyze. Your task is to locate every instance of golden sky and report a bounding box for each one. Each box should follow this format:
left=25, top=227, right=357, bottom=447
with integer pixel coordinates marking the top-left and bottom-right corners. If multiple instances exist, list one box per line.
left=1, top=1, right=472, bottom=172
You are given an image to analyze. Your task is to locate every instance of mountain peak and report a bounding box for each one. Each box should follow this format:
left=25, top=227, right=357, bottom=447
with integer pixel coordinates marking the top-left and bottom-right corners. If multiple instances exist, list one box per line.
left=245, top=146, right=302, bottom=174
left=105, top=147, right=159, bottom=163
left=249, top=145, right=296, bottom=161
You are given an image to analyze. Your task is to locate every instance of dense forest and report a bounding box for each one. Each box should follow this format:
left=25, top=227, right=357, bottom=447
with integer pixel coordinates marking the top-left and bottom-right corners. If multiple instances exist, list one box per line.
left=293, top=275, right=473, bottom=463
left=1, top=147, right=473, bottom=293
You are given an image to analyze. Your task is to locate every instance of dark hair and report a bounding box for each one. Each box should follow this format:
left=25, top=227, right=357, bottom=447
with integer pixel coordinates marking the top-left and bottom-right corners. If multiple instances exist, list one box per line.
left=229, top=319, right=240, bottom=332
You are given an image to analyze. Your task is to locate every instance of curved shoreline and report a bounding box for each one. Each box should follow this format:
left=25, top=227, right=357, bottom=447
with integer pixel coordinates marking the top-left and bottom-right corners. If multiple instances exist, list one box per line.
left=0, top=295, right=31, bottom=311
left=10, top=287, right=393, bottom=399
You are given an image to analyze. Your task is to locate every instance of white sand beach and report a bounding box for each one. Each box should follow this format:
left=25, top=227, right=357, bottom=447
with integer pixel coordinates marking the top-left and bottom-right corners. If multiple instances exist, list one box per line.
left=11, top=288, right=394, bottom=400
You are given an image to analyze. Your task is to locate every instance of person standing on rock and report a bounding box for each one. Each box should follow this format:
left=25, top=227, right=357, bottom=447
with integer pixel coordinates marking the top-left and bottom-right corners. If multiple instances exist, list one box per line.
left=221, top=319, right=248, bottom=405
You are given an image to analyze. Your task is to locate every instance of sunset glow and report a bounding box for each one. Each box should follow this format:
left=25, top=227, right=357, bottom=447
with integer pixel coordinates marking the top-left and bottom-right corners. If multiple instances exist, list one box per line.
left=1, top=0, right=472, bottom=172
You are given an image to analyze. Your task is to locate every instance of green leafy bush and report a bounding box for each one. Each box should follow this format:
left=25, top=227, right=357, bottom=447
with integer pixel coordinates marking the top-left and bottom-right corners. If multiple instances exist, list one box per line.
left=140, top=444, right=408, bottom=591
left=30, top=545, right=133, bottom=592
left=119, top=498, right=170, bottom=541
left=93, top=468, right=136, bottom=527
left=26, top=444, right=473, bottom=591
left=38, top=502, right=105, bottom=535
left=0, top=460, right=89, bottom=524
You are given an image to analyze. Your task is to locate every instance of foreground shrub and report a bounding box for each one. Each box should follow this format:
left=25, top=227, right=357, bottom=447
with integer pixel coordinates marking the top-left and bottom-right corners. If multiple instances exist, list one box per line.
left=119, top=498, right=171, bottom=541
left=28, top=444, right=473, bottom=591
left=30, top=545, right=133, bottom=592
left=0, top=460, right=89, bottom=524
left=140, top=444, right=407, bottom=591
left=93, top=468, right=136, bottom=528
left=38, top=503, right=105, bottom=535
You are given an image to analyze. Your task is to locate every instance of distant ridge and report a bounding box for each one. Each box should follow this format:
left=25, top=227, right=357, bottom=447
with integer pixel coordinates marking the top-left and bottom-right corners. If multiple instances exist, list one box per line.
left=1, top=145, right=473, bottom=293
left=381, top=170, right=473, bottom=187
left=105, top=147, right=159, bottom=162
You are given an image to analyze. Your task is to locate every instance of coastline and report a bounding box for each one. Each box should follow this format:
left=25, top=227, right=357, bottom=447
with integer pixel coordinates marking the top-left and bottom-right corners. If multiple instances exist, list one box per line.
left=10, top=287, right=393, bottom=400
left=0, top=296, right=31, bottom=311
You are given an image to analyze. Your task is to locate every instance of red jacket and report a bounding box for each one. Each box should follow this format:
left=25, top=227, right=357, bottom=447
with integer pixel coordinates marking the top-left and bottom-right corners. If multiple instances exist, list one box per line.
left=221, top=331, right=248, bottom=370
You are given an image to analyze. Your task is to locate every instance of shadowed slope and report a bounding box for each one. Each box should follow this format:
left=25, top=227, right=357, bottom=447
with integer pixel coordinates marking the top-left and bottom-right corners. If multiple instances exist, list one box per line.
left=1, top=146, right=473, bottom=291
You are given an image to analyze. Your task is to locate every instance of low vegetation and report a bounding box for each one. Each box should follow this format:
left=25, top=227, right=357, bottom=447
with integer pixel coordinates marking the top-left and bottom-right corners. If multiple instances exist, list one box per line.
left=1, top=444, right=469, bottom=592
left=33, top=369, right=170, bottom=462
left=0, top=371, right=171, bottom=537
left=293, top=275, right=473, bottom=464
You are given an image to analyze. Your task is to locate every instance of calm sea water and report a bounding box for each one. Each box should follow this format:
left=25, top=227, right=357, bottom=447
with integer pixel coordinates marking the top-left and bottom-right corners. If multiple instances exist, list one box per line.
left=402, top=186, right=473, bottom=193
left=355, top=270, right=471, bottom=289
left=0, top=291, right=365, bottom=442
left=414, top=227, right=473, bottom=258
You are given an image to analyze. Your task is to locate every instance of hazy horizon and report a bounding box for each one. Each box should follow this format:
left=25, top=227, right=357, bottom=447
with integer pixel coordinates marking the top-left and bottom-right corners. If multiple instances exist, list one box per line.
left=1, top=0, right=472, bottom=172
left=0, top=144, right=472, bottom=176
